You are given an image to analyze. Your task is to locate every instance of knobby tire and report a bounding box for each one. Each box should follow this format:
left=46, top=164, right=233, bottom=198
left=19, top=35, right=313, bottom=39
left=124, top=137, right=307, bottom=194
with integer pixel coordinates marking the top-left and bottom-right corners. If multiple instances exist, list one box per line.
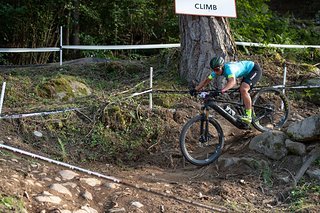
left=179, top=115, right=224, bottom=166
left=252, top=88, right=290, bottom=132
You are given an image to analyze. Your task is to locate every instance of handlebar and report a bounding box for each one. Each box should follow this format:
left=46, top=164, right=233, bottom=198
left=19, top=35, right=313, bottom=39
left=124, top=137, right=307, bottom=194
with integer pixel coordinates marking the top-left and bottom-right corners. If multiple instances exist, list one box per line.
left=198, top=90, right=222, bottom=99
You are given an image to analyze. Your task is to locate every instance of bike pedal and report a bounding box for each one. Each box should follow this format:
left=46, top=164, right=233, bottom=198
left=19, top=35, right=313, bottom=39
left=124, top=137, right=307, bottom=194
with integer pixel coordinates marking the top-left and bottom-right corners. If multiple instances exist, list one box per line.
left=237, top=119, right=252, bottom=129
left=243, top=124, right=252, bottom=129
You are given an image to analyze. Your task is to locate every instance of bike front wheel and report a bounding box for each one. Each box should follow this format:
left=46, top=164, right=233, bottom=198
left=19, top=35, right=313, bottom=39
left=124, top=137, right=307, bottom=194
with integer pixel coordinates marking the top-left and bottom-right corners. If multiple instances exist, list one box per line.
left=179, top=115, right=224, bottom=166
left=252, top=88, right=290, bottom=132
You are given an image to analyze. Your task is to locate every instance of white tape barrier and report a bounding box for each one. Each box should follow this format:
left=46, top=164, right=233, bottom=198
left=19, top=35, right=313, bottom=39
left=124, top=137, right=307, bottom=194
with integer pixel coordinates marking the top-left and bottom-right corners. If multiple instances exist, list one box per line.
left=127, top=89, right=153, bottom=98
left=1, top=42, right=319, bottom=53
left=0, top=108, right=81, bottom=120
left=0, top=143, right=121, bottom=183
left=62, top=44, right=180, bottom=50
left=271, top=85, right=320, bottom=89
left=235, top=42, right=320, bottom=49
left=0, top=47, right=60, bottom=53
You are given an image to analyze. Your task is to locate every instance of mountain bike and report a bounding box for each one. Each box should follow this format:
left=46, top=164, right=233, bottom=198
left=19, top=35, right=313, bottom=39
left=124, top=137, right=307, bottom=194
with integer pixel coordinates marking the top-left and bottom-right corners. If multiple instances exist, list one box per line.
left=179, top=87, right=290, bottom=166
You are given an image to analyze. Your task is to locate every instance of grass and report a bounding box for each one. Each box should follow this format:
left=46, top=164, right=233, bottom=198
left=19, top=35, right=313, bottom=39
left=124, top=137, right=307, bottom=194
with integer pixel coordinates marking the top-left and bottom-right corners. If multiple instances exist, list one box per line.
left=1, top=54, right=185, bottom=165
left=0, top=194, right=26, bottom=212
left=289, top=182, right=320, bottom=212
left=0, top=150, right=16, bottom=158
left=261, top=164, right=273, bottom=187
left=57, top=137, right=67, bottom=161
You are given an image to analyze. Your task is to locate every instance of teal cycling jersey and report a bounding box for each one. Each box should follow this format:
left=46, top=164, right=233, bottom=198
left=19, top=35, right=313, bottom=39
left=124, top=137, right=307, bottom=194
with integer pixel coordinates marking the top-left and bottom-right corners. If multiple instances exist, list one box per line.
left=208, top=61, right=254, bottom=80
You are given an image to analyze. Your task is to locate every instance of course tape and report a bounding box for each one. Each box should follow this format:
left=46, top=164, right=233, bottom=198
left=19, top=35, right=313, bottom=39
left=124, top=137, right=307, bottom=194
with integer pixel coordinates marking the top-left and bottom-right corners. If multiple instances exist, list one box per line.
left=1, top=42, right=319, bottom=53
left=0, top=143, right=121, bottom=182
left=1, top=84, right=318, bottom=119
left=0, top=107, right=81, bottom=120
left=0, top=47, right=60, bottom=53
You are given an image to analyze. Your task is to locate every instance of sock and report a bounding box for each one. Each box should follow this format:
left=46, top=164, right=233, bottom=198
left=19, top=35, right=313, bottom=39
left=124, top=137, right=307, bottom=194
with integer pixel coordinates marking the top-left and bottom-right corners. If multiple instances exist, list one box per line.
left=245, top=109, right=252, bottom=118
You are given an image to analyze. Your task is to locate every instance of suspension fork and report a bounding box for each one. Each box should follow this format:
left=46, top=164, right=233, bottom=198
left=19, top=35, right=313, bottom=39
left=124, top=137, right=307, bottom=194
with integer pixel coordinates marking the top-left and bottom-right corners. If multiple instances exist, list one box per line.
left=199, top=106, right=210, bottom=143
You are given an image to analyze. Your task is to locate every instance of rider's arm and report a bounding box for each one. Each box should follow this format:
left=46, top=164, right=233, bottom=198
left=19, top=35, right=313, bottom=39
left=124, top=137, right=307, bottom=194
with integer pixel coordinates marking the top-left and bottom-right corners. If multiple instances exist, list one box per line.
left=195, top=78, right=211, bottom=91
left=221, top=77, right=236, bottom=93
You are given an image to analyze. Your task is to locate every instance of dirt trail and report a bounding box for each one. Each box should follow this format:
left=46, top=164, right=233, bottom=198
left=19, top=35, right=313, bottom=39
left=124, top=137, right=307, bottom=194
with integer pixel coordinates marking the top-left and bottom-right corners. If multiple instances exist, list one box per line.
left=0, top=59, right=319, bottom=212
left=0, top=110, right=309, bottom=212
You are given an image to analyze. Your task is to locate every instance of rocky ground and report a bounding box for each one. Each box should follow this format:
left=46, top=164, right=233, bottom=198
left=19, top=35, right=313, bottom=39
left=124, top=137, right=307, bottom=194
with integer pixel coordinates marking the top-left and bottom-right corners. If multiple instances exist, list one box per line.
left=0, top=58, right=319, bottom=212
left=0, top=98, right=319, bottom=213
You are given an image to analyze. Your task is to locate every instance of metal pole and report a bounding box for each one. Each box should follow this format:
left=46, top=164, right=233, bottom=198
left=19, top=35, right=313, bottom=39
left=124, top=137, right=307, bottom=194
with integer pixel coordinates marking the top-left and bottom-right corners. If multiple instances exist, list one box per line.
left=0, top=107, right=81, bottom=120
left=282, top=62, right=287, bottom=95
left=60, top=26, right=63, bottom=66
left=149, top=67, right=153, bottom=110
left=0, top=143, right=121, bottom=183
left=0, top=82, right=6, bottom=115
left=281, top=62, right=287, bottom=110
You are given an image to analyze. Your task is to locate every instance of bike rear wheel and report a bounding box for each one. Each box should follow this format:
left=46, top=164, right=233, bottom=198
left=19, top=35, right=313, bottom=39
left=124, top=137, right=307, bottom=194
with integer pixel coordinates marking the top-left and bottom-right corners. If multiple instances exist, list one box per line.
left=252, top=88, right=290, bottom=132
left=179, top=115, right=224, bottom=166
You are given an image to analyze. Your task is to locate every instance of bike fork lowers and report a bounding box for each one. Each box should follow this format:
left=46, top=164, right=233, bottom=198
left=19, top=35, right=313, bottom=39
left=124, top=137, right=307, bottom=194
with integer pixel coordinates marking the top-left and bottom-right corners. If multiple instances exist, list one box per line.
left=199, top=108, right=209, bottom=143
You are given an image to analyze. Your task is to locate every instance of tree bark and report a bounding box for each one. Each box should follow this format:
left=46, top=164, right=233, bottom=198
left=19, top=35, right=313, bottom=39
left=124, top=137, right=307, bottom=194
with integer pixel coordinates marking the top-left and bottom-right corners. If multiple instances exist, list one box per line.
left=72, top=0, right=80, bottom=58
left=179, top=15, right=236, bottom=85
left=72, top=0, right=80, bottom=46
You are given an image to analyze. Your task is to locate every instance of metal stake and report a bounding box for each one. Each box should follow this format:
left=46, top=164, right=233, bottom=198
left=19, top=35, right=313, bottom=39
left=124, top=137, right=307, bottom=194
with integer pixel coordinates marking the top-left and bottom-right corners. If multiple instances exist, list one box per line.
left=0, top=82, right=6, bottom=115
left=149, top=67, right=153, bottom=110
left=282, top=62, right=287, bottom=95
left=60, top=26, right=63, bottom=66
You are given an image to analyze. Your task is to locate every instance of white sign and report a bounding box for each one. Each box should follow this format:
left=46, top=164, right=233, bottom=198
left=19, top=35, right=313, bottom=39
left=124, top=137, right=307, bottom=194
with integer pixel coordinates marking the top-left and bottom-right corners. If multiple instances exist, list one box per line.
left=175, top=0, right=237, bottom=18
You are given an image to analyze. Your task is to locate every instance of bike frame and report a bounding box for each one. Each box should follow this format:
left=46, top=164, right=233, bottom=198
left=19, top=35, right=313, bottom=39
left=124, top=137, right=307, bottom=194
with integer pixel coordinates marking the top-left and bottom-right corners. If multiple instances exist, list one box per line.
left=198, top=87, right=285, bottom=131
left=202, top=98, right=249, bottom=130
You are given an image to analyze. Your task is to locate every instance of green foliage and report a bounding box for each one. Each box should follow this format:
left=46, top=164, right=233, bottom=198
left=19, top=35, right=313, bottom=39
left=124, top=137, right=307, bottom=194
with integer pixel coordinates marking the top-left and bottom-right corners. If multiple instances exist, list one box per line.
left=1, top=0, right=320, bottom=64
left=77, top=0, right=178, bottom=46
left=0, top=0, right=179, bottom=64
left=315, top=158, right=320, bottom=166
left=0, top=194, right=26, bottom=212
left=261, top=164, right=273, bottom=187
left=5, top=57, right=172, bottom=164
left=231, top=0, right=273, bottom=43
left=0, top=53, right=8, bottom=65
left=57, top=137, right=67, bottom=161
left=231, top=0, right=320, bottom=62
left=0, top=0, right=66, bottom=64
left=289, top=183, right=320, bottom=212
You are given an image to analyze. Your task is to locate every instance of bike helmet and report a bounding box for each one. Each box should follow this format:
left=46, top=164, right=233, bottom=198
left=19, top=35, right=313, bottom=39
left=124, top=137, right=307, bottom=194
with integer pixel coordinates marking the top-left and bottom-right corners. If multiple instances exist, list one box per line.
left=210, top=57, right=224, bottom=69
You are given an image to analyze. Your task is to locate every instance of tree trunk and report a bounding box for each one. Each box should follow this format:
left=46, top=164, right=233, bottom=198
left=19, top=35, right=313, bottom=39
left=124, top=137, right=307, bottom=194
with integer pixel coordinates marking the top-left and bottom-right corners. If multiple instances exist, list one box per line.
left=72, top=0, right=80, bottom=45
left=179, top=15, right=236, bottom=86
left=72, top=0, right=80, bottom=58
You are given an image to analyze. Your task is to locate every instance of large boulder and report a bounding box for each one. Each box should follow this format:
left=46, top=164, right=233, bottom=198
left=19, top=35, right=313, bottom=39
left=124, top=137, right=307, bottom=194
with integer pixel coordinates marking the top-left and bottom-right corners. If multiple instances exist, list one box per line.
left=285, top=139, right=306, bottom=156
left=286, top=114, right=320, bottom=142
left=249, top=131, right=288, bottom=160
left=36, top=75, right=92, bottom=101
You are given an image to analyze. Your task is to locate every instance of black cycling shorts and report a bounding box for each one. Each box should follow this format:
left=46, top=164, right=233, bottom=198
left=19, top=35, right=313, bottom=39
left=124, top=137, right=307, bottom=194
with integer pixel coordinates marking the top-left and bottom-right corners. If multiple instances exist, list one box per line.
left=242, top=63, right=262, bottom=88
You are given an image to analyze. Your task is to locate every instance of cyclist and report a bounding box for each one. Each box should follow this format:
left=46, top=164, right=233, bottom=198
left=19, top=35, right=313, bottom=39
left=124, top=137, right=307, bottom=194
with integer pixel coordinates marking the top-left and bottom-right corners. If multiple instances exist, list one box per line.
left=190, top=56, right=262, bottom=124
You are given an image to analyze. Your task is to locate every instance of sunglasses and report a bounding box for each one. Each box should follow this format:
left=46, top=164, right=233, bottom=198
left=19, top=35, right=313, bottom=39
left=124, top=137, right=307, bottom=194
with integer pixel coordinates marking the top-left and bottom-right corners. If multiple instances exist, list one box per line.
left=213, top=67, right=221, bottom=72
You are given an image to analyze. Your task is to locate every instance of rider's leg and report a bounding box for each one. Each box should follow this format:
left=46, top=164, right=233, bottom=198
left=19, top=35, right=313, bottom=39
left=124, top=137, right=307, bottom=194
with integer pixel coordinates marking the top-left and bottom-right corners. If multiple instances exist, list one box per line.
left=239, top=63, right=262, bottom=124
left=240, top=82, right=252, bottom=123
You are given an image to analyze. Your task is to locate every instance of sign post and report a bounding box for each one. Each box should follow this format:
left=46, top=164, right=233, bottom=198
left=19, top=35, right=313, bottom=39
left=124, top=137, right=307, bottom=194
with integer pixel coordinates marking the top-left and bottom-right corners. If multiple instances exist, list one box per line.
left=175, top=0, right=237, bottom=17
